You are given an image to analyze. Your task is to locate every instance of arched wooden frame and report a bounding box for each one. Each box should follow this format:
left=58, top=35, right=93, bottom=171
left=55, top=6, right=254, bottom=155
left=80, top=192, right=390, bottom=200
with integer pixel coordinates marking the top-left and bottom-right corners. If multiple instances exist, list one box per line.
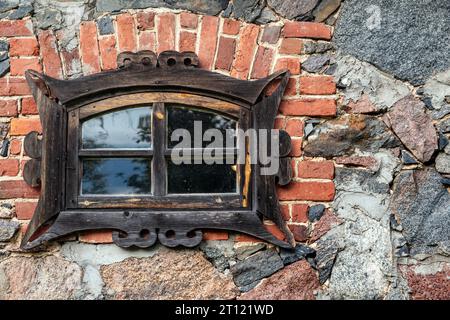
left=21, top=50, right=294, bottom=250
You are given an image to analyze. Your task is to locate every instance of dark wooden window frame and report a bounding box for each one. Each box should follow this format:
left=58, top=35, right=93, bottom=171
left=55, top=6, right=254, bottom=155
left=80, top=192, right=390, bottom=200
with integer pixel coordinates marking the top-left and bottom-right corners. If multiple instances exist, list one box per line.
left=21, top=50, right=294, bottom=250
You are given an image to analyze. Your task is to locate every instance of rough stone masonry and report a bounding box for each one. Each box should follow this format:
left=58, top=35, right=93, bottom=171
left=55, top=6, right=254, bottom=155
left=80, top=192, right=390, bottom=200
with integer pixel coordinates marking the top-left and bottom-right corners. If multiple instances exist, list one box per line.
left=0, top=0, right=449, bottom=300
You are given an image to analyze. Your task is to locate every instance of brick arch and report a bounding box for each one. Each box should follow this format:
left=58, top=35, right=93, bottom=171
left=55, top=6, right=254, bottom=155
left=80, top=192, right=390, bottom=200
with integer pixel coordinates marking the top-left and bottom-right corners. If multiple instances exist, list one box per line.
left=0, top=10, right=337, bottom=245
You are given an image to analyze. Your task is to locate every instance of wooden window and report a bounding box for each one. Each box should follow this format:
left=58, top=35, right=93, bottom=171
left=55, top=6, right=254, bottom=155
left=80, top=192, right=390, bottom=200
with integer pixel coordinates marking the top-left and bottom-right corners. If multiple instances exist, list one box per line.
left=21, top=50, right=294, bottom=250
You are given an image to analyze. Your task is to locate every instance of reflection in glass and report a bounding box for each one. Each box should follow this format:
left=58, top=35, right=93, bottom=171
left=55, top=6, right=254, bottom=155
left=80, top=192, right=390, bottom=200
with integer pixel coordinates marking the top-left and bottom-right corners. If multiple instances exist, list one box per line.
left=82, top=106, right=152, bottom=149
left=167, top=104, right=236, bottom=148
left=167, top=161, right=237, bottom=194
left=81, top=158, right=151, bottom=195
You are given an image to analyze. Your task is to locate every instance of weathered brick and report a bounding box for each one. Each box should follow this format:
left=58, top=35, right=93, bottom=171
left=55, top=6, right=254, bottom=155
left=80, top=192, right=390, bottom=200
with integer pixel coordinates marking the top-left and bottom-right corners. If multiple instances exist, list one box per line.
left=285, top=78, right=298, bottom=96
left=179, top=31, right=196, bottom=52
left=236, top=224, right=285, bottom=242
left=203, top=230, right=229, bottom=241
left=298, top=161, right=334, bottom=179
left=0, top=159, right=19, bottom=176
left=0, top=78, right=31, bottom=96
left=21, top=97, right=38, bottom=115
left=0, top=20, right=33, bottom=37
left=278, top=181, right=335, bottom=201
left=274, top=117, right=285, bottom=130
left=215, top=37, right=235, bottom=71
left=180, top=12, right=198, bottom=29
left=261, top=25, right=281, bottom=44
left=279, top=38, right=303, bottom=55
left=280, top=204, right=290, bottom=221
left=157, top=13, right=175, bottom=53
left=80, top=21, right=101, bottom=75
left=290, top=138, right=303, bottom=157
left=9, top=139, right=21, bottom=155
left=10, top=118, right=42, bottom=135
left=79, top=230, right=113, bottom=244
left=10, top=57, right=41, bottom=76
left=280, top=99, right=336, bottom=116
left=0, top=180, right=40, bottom=199
left=0, top=100, right=18, bottom=116
left=117, top=13, right=137, bottom=52
left=300, top=76, right=336, bottom=95
left=288, top=224, right=308, bottom=242
left=274, top=57, right=301, bottom=75
left=38, top=31, right=63, bottom=78
left=138, top=31, right=156, bottom=51
left=283, top=21, right=332, bottom=40
left=222, top=18, right=240, bottom=35
left=15, top=201, right=37, bottom=220
left=292, top=204, right=309, bottom=223
left=198, top=16, right=219, bottom=69
left=136, top=11, right=155, bottom=30
left=231, top=24, right=259, bottom=79
left=251, top=46, right=274, bottom=79
left=285, top=118, right=304, bottom=137
left=8, top=38, right=39, bottom=56
left=98, top=35, right=117, bottom=71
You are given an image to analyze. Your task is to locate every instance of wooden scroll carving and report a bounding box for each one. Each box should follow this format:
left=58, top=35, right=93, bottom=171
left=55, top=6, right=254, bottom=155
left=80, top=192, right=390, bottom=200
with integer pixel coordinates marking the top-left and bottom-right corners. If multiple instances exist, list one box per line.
left=21, top=50, right=293, bottom=250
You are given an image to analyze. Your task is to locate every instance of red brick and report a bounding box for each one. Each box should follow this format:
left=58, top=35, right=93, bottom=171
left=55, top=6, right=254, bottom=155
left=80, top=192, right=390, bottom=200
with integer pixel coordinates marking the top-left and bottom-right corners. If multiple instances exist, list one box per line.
left=15, top=201, right=37, bottom=220
left=138, top=31, right=156, bottom=51
left=198, top=16, right=219, bottom=70
left=300, top=76, right=336, bottom=95
left=280, top=204, right=290, bottom=221
left=203, top=230, right=229, bottom=241
left=285, top=118, right=304, bottom=137
left=98, top=35, right=117, bottom=71
left=215, top=37, right=235, bottom=71
left=21, top=97, right=38, bottom=115
left=274, top=57, right=301, bottom=75
left=10, top=57, right=41, bottom=76
left=0, top=20, right=33, bottom=37
left=283, top=21, right=332, bottom=40
left=288, top=224, right=308, bottom=242
left=335, top=156, right=379, bottom=170
left=179, top=31, right=196, bottom=52
left=80, top=21, right=101, bottom=75
left=231, top=24, right=259, bottom=79
left=180, top=12, right=198, bottom=29
left=274, top=117, right=285, bottom=130
left=0, top=78, right=31, bottom=96
left=79, top=230, right=113, bottom=244
left=279, top=38, right=303, bottom=55
left=9, top=139, right=21, bottom=155
left=38, top=31, right=63, bottom=78
left=265, top=224, right=286, bottom=241
left=10, top=118, right=42, bottom=135
left=278, top=181, right=335, bottom=201
left=0, top=180, right=40, bottom=199
left=236, top=224, right=285, bottom=242
left=280, top=98, right=336, bottom=116
left=0, top=100, right=18, bottom=116
left=285, top=78, right=298, bottom=96
left=298, top=161, right=334, bottom=179
left=136, top=12, right=155, bottom=30
left=290, top=138, right=303, bottom=157
left=0, top=159, right=19, bottom=176
left=157, top=13, right=176, bottom=53
left=116, top=13, right=137, bottom=52
left=222, top=18, right=240, bottom=35
left=261, top=25, right=281, bottom=44
left=8, top=38, right=39, bottom=56
left=292, top=204, right=309, bottom=223
left=251, top=46, right=274, bottom=79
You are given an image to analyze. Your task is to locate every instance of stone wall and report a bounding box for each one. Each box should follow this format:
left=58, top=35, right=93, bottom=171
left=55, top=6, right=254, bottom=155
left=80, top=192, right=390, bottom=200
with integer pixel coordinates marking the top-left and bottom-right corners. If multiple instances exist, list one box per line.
left=0, top=0, right=449, bottom=300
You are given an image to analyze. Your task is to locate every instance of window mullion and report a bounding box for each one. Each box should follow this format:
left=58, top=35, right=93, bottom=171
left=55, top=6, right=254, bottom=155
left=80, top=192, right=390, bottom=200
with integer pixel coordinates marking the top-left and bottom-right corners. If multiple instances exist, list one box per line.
left=152, top=102, right=167, bottom=196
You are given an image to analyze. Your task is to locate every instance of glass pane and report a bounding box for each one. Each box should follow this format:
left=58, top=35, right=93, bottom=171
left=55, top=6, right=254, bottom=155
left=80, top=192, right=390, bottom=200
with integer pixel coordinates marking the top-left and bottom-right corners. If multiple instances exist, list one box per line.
left=81, top=158, right=151, bottom=195
left=82, top=106, right=152, bottom=149
left=167, top=104, right=236, bottom=148
left=167, top=161, right=237, bottom=194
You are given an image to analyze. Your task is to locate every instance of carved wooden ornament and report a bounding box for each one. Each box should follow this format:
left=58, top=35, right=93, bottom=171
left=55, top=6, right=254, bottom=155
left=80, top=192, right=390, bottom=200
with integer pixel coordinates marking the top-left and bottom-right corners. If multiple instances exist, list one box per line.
left=21, top=50, right=294, bottom=250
